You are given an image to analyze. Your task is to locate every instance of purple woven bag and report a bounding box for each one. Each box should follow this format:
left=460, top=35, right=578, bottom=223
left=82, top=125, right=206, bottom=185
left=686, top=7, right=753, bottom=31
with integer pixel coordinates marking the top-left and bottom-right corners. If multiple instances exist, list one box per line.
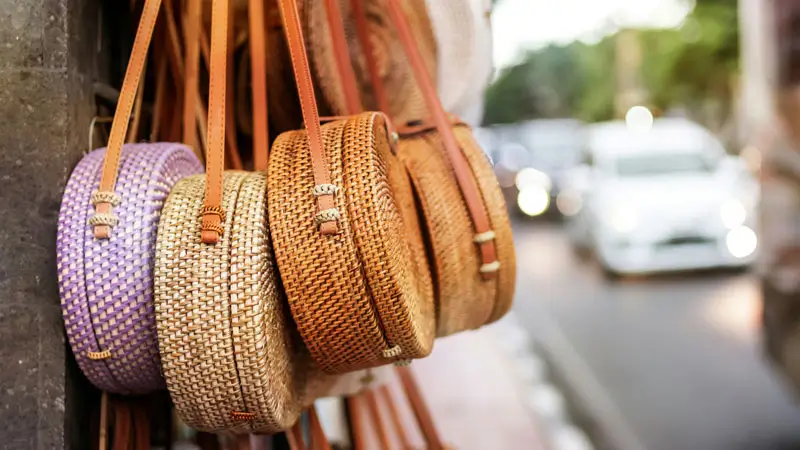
left=57, top=143, right=203, bottom=394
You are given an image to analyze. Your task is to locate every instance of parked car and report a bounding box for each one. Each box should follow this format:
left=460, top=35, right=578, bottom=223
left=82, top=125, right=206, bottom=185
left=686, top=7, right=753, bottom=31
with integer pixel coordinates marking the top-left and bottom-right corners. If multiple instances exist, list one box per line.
left=509, top=119, right=585, bottom=218
left=564, top=118, right=759, bottom=277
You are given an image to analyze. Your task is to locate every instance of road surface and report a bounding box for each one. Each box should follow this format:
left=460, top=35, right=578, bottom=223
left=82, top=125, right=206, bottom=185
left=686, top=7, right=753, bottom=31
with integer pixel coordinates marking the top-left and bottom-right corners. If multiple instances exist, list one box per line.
left=512, top=221, right=800, bottom=450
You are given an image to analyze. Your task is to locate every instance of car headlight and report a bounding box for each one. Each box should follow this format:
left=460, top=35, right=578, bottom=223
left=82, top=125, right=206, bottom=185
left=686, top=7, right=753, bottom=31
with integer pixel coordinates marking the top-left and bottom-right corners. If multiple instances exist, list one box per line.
left=726, top=226, right=757, bottom=258
left=720, top=199, right=747, bottom=229
left=556, top=189, right=582, bottom=216
left=515, top=168, right=552, bottom=191
left=608, top=206, right=639, bottom=234
left=517, top=186, right=550, bottom=217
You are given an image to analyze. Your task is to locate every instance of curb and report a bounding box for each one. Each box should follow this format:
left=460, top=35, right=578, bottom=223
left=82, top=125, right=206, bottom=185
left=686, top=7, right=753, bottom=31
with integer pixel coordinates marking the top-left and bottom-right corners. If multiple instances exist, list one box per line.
left=489, top=313, right=595, bottom=450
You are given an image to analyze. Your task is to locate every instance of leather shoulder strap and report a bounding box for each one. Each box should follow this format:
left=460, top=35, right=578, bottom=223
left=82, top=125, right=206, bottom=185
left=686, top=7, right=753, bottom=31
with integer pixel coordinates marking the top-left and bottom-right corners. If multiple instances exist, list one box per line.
left=396, top=366, right=446, bottom=450
left=111, top=402, right=132, bottom=450
left=200, top=0, right=230, bottom=244
left=249, top=0, right=270, bottom=171
left=183, top=0, right=202, bottom=150
left=380, top=385, right=413, bottom=449
left=277, top=0, right=339, bottom=235
left=351, top=0, right=391, bottom=114
left=386, top=0, right=499, bottom=279
left=91, top=0, right=162, bottom=239
left=286, top=420, right=309, bottom=450
left=309, top=406, right=332, bottom=450
left=324, top=0, right=363, bottom=114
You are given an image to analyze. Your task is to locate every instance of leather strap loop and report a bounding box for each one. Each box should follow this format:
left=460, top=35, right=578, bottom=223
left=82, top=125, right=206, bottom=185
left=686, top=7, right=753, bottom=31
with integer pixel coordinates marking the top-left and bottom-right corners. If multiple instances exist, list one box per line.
left=201, top=0, right=230, bottom=244
left=249, top=0, right=270, bottom=171
left=324, top=0, right=363, bottom=114
left=276, top=0, right=339, bottom=234
left=92, top=0, right=162, bottom=239
left=384, top=0, right=499, bottom=279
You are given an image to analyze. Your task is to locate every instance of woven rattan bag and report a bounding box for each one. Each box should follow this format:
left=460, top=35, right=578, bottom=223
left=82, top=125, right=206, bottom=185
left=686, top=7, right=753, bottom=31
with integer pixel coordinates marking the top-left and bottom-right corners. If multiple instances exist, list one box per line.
left=352, top=0, right=516, bottom=336
left=57, top=0, right=203, bottom=395
left=154, top=0, right=329, bottom=433
left=267, top=0, right=435, bottom=375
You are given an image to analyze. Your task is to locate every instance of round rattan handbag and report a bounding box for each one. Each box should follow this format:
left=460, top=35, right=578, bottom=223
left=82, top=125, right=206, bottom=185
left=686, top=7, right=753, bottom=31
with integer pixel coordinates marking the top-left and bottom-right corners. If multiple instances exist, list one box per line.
left=352, top=0, right=516, bottom=337
left=57, top=0, right=204, bottom=395
left=154, top=0, right=330, bottom=433
left=267, top=0, right=435, bottom=375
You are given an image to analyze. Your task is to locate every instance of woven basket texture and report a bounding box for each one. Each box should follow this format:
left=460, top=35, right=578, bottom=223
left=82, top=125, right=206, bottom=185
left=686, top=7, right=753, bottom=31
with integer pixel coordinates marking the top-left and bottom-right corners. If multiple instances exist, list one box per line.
left=305, top=0, right=437, bottom=124
left=397, top=125, right=516, bottom=336
left=57, top=143, right=203, bottom=394
left=268, top=112, right=435, bottom=374
left=155, top=171, right=329, bottom=434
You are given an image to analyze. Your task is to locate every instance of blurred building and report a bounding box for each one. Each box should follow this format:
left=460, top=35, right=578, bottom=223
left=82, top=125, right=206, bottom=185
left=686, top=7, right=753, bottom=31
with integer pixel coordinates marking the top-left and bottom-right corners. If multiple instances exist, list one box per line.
left=741, top=0, right=800, bottom=397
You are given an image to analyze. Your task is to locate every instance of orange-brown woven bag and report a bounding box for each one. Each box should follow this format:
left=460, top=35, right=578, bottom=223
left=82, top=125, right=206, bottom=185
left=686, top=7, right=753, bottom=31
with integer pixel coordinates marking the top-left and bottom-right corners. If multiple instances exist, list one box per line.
left=348, top=0, right=516, bottom=337
left=267, top=0, right=435, bottom=374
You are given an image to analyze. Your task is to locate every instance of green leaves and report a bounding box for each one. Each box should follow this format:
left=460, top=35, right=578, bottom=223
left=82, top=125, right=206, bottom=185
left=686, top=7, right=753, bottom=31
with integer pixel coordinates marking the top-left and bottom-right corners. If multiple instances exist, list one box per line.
left=482, top=0, right=738, bottom=127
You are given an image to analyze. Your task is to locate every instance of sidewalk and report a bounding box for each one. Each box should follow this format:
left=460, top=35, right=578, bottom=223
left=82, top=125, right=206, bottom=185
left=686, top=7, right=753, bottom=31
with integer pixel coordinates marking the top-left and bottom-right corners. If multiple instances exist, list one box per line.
left=411, top=324, right=551, bottom=449
left=316, top=315, right=594, bottom=450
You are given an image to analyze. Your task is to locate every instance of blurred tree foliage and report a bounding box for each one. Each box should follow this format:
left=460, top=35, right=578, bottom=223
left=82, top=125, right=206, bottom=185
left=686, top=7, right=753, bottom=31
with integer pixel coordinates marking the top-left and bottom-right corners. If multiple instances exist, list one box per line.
left=483, top=0, right=739, bottom=126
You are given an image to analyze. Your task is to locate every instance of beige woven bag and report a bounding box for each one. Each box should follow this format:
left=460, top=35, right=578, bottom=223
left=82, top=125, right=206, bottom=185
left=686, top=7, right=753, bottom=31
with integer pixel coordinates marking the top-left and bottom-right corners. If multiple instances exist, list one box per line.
left=154, top=0, right=329, bottom=433
left=267, top=0, right=435, bottom=375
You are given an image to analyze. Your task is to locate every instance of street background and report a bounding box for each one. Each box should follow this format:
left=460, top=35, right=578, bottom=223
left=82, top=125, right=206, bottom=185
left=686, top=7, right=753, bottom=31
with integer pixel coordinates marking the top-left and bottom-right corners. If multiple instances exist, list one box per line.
left=483, top=0, right=800, bottom=448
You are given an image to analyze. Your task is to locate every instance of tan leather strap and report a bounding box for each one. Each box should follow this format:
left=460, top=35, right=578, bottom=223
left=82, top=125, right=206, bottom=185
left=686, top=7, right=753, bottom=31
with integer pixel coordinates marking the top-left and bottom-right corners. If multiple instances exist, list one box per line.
left=346, top=396, right=368, bottom=450
left=131, top=401, right=150, bottom=450
left=276, top=0, right=339, bottom=235
left=200, top=0, right=230, bottom=244
left=396, top=366, right=445, bottom=450
left=249, top=0, right=270, bottom=170
left=151, top=41, right=168, bottom=141
left=350, top=0, right=391, bottom=114
left=111, top=401, right=131, bottom=450
left=91, top=0, right=162, bottom=239
left=286, top=421, right=309, bottom=450
left=201, top=20, right=243, bottom=170
left=99, top=391, right=110, bottom=450
left=225, top=1, right=242, bottom=169
left=128, top=56, right=147, bottom=143
left=183, top=0, right=202, bottom=149
left=385, top=0, right=499, bottom=279
left=324, top=0, right=363, bottom=114
left=164, top=0, right=208, bottom=160
left=309, top=406, right=332, bottom=450
left=363, top=389, right=391, bottom=450
left=380, top=385, right=412, bottom=449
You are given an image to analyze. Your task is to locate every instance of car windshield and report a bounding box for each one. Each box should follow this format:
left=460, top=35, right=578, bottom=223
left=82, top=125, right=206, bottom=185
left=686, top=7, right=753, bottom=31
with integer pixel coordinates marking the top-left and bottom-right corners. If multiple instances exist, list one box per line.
left=613, top=152, right=716, bottom=177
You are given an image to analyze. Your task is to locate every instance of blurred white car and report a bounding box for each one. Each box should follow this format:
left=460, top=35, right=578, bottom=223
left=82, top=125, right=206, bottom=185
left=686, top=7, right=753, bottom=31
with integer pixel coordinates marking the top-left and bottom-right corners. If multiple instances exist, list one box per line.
left=563, top=118, right=759, bottom=276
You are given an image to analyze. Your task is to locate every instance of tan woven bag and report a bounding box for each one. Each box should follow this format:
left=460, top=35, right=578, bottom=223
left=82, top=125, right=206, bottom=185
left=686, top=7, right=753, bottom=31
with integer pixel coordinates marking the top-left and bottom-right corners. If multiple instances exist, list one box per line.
left=350, top=0, right=516, bottom=337
left=155, top=0, right=329, bottom=433
left=267, top=0, right=435, bottom=375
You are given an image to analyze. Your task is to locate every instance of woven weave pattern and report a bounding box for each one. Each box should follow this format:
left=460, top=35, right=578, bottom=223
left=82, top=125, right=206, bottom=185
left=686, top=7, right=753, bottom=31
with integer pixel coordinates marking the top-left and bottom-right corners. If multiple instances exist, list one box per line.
left=306, top=0, right=437, bottom=124
left=397, top=125, right=516, bottom=336
left=57, top=143, right=203, bottom=394
left=268, top=112, right=435, bottom=374
left=156, top=171, right=322, bottom=433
